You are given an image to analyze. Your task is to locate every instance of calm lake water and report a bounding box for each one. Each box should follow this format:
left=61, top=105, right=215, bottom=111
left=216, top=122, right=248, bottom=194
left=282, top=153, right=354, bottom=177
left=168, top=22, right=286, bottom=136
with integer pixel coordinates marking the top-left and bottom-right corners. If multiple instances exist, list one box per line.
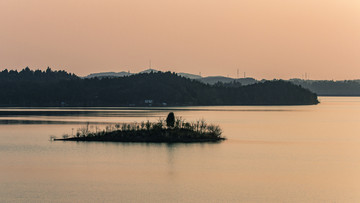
left=1, top=97, right=360, bottom=202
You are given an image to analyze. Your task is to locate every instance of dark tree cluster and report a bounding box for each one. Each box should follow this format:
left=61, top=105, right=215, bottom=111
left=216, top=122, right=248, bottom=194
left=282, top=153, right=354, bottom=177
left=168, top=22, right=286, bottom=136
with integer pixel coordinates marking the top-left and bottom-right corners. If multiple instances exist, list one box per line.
left=0, top=68, right=319, bottom=107
left=0, top=67, right=78, bottom=81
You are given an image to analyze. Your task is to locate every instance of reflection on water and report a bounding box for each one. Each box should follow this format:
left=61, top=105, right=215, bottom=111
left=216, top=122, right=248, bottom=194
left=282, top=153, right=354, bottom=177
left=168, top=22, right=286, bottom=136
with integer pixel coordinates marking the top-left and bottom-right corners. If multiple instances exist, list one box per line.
left=0, top=107, right=296, bottom=116
left=0, top=106, right=299, bottom=126
left=1, top=97, right=360, bottom=202
left=0, top=119, right=112, bottom=125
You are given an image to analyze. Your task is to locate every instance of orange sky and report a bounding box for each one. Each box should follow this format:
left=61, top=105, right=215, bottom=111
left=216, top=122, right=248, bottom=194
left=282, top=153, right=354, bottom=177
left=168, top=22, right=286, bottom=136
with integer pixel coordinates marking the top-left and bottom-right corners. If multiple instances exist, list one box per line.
left=0, top=0, right=359, bottom=80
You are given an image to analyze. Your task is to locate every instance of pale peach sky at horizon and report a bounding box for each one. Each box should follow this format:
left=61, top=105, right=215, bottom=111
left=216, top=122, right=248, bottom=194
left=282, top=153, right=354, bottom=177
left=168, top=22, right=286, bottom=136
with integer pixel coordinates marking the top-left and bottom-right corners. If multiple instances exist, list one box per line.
left=0, top=0, right=359, bottom=80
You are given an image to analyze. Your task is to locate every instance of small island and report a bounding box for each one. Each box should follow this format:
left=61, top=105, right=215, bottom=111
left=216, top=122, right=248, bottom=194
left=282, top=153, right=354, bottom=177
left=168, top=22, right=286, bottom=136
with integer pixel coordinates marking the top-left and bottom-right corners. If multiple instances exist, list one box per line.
left=54, top=112, right=225, bottom=143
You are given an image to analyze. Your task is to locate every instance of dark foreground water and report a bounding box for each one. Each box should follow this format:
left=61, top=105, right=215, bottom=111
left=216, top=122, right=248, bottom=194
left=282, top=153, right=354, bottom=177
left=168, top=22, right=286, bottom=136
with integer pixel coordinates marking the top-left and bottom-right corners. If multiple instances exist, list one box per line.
left=1, top=97, right=360, bottom=202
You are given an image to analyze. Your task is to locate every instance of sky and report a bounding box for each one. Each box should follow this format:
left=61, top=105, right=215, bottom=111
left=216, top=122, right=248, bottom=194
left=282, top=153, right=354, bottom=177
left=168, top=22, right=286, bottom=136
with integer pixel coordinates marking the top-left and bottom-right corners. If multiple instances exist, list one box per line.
left=0, top=0, right=359, bottom=80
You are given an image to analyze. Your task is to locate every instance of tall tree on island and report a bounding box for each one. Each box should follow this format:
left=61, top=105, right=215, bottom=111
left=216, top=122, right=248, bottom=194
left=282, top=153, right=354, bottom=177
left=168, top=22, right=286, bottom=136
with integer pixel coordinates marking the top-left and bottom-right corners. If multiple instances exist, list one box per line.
left=166, top=112, right=175, bottom=128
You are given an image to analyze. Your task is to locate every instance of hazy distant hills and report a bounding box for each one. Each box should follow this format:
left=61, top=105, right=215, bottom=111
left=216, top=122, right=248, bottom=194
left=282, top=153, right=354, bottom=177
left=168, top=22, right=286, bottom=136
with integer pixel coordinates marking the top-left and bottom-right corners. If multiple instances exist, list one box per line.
left=139, top=69, right=159, bottom=74
left=197, top=76, right=234, bottom=84
left=289, top=79, right=360, bottom=96
left=85, top=71, right=131, bottom=78
left=83, top=69, right=360, bottom=96
left=85, top=69, right=257, bottom=85
left=85, top=69, right=205, bottom=79
left=84, top=69, right=165, bottom=78
left=197, top=77, right=258, bottom=86
left=177, top=72, right=202, bottom=79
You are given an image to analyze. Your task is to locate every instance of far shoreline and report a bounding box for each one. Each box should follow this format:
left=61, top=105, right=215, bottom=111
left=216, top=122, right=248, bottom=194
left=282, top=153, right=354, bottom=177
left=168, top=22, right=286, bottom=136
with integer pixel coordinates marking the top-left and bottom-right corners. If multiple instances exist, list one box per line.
left=0, top=103, right=320, bottom=108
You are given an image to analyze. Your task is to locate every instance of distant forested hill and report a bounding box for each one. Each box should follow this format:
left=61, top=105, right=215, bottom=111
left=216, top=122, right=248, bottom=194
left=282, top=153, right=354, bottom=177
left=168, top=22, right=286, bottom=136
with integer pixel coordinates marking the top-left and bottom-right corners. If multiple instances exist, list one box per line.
left=0, top=68, right=318, bottom=106
left=290, top=79, right=360, bottom=96
left=83, top=69, right=360, bottom=96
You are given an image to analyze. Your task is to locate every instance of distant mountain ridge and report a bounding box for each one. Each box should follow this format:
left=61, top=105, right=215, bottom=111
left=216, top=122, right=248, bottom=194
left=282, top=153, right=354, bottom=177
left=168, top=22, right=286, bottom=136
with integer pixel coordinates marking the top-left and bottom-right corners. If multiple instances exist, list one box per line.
left=84, top=69, right=200, bottom=79
left=84, top=69, right=360, bottom=96
left=85, top=71, right=131, bottom=78
left=84, top=69, right=257, bottom=85
left=177, top=72, right=202, bottom=79
left=289, top=79, right=360, bottom=96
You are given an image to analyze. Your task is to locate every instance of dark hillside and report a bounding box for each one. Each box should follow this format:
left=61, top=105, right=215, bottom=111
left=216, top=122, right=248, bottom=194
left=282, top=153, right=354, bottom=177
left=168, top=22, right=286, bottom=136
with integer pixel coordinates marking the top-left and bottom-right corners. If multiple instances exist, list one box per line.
left=0, top=69, right=319, bottom=106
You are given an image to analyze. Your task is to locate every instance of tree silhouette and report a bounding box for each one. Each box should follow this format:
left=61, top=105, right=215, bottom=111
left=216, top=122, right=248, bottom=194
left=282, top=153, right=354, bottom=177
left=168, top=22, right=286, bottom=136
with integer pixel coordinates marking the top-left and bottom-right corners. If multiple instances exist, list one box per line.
left=166, top=112, right=175, bottom=128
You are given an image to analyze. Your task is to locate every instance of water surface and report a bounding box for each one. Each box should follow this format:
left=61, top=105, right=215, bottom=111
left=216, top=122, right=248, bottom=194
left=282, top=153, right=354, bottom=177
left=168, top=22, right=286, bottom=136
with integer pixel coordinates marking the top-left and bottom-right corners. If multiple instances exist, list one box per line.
left=1, top=97, right=360, bottom=202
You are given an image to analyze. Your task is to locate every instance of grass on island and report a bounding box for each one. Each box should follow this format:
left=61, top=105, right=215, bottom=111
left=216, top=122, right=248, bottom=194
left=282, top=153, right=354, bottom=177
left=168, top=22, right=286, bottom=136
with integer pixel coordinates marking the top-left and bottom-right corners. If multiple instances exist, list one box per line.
left=54, top=112, right=225, bottom=143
